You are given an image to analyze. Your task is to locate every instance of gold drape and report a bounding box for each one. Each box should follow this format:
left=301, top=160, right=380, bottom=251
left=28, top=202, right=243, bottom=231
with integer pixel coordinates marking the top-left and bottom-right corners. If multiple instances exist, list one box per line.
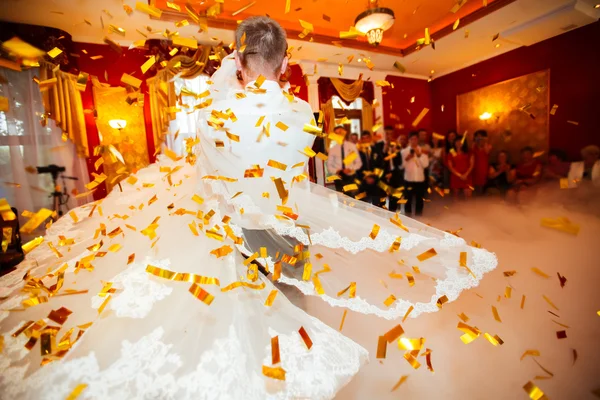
left=91, top=77, right=148, bottom=191
left=39, top=61, right=88, bottom=157
left=146, top=46, right=211, bottom=148
left=330, top=77, right=364, bottom=103
left=361, top=97, right=373, bottom=133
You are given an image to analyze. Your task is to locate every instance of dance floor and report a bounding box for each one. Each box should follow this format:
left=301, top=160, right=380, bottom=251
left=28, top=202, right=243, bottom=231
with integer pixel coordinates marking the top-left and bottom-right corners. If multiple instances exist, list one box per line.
left=292, top=190, right=600, bottom=399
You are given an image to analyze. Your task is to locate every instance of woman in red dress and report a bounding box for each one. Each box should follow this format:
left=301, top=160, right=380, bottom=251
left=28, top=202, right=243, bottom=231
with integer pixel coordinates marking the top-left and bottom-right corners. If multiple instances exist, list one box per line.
left=472, top=130, right=492, bottom=194
left=449, top=137, right=475, bottom=199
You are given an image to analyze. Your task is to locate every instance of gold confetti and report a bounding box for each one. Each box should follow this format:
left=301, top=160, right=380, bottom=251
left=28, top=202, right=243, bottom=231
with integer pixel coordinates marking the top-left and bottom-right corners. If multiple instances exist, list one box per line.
left=503, top=270, right=517, bottom=277
left=210, top=245, right=233, bottom=258
left=542, top=295, right=559, bottom=311
left=265, top=290, right=278, bottom=307
left=520, top=349, right=541, bottom=361
left=221, top=281, right=266, bottom=292
left=188, top=283, right=215, bottom=305
left=275, top=121, right=288, bottom=131
left=531, top=267, right=550, bottom=278
left=492, top=306, right=502, bottom=322
left=523, top=381, right=546, bottom=400
left=391, top=375, right=409, bottom=392
left=254, top=75, right=266, bottom=88
left=267, top=160, right=287, bottom=171
left=135, top=1, right=162, bottom=17
left=404, top=352, right=421, bottom=369
left=384, top=294, right=397, bottom=307
left=65, top=383, right=88, bottom=400
left=262, top=365, right=286, bottom=380
left=453, top=19, right=460, bottom=30
left=484, top=333, right=504, bottom=346
left=384, top=324, right=404, bottom=343
left=172, top=37, right=198, bottom=50
left=567, top=120, right=579, bottom=126
left=540, top=217, right=580, bottom=235
left=377, top=336, right=387, bottom=359
left=412, top=108, right=429, bottom=127
left=417, top=248, right=437, bottom=262
left=121, top=73, right=142, bottom=89
left=299, top=326, right=313, bottom=349
left=47, top=47, right=63, bottom=59
left=521, top=295, right=526, bottom=309
left=339, top=309, right=348, bottom=331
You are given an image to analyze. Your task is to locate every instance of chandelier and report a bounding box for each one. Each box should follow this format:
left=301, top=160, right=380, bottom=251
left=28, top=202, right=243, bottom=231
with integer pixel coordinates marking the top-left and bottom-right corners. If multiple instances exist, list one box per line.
left=354, top=0, right=395, bottom=46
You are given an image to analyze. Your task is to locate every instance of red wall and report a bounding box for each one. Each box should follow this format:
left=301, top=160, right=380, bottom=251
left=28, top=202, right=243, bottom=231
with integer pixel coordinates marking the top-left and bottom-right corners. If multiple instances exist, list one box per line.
left=431, top=21, right=600, bottom=161
left=382, top=75, right=432, bottom=140
left=73, top=42, right=156, bottom=200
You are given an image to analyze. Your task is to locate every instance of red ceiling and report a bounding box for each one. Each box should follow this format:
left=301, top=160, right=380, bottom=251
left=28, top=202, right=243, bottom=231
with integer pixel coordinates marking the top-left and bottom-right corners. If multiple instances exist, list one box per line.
left=154, top=0, right=509, bottom=53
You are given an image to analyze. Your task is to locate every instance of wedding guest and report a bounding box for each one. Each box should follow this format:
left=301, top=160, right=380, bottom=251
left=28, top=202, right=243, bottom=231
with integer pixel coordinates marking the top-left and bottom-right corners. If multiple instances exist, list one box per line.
left=402, top=131, right=429, bottom=216
left=383, top=141, right=404, bottom=212
left=397, top=133, right=408, bottom=150
left=443, top=130, right=458, bottom=189
left=429, top=135, right=445, bottom=187
left=472, top=129, right=492, bottom=194
left=543, top=149, right=570, bottom=180
left=418, top=129, right=432, bottom=155
left=383, top=125, right=396, bottom=153
left=568, top=144, right=600, bottom=186
left=326, top=126, right=362, bottom=196
left=514, top=146, right=542, bottom=188
left=486, top=150, right=514, bottom=196
left=358, top=131, right=385, bottom=207
left=448, top=137, right=474, bottom=199
left=349, top=132, right=359, bottom=144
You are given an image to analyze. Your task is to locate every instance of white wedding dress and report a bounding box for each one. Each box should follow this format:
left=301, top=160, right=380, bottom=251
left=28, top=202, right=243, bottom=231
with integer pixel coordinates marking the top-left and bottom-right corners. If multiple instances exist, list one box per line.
left=0, top=55, right=497, bottom=399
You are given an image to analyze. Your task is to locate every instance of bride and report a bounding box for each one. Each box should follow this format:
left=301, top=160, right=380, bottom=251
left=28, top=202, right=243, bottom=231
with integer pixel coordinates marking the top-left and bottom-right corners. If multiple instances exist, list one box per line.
left=0, top=17, right=496, bottom=399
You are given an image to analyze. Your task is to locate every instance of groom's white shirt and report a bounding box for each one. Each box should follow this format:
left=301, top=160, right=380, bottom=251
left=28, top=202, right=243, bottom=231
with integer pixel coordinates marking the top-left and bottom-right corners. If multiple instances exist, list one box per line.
left=199, top=77, right=316, bottom=229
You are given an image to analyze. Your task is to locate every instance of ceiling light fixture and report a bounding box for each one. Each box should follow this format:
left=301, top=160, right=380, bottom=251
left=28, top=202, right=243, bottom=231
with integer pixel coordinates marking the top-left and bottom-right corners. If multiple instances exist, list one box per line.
left=354, top=0, right=395, bottom=46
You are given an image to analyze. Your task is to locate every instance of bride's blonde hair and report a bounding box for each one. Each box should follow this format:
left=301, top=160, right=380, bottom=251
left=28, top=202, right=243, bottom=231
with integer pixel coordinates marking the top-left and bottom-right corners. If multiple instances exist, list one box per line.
left=235, top=16, right=288, bottom=78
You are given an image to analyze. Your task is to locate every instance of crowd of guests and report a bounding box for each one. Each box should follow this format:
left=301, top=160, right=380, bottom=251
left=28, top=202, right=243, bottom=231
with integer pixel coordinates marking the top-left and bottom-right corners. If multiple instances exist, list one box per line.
left=327, top=125, right=600, bottom=216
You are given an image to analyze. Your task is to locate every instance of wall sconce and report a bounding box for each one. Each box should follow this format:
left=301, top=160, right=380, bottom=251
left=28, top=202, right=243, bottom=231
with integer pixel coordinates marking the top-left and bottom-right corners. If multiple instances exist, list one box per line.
left=479, top=112, right=492, bottom=121
left=108, top=119, right=127, bottom=130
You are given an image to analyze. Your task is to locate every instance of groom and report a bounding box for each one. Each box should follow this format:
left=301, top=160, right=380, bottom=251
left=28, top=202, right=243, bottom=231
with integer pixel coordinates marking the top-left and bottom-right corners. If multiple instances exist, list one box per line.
left=211, top=16, right=315, bottom=277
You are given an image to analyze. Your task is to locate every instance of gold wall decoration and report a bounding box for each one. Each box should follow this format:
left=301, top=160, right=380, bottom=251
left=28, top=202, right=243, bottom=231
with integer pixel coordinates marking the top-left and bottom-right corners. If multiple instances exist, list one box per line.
left=457, top=70, right=550, bottom=163
left=92, top=78, right=149, bottom=192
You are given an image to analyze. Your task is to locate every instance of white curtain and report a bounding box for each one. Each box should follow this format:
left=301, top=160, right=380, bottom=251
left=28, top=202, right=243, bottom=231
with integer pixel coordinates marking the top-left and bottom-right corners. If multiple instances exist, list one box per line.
left=165, top=74, right=210, bottom=155
left=0, top=67, right=90, bottom=222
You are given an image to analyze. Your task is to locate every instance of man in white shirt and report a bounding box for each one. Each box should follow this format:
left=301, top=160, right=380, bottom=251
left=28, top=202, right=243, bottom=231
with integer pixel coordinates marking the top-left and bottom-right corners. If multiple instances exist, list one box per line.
left=326, top=126, right=362, bottom=195
left=401, top=131, right=430, bottom=216
left=203, top=16, right=315, bottom=275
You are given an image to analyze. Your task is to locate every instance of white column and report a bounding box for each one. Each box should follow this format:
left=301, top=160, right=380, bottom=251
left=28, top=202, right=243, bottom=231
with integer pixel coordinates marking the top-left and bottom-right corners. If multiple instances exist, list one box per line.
left=373, top=84, right=384, bottom=131
left=306, top=74, right=321, bottom=113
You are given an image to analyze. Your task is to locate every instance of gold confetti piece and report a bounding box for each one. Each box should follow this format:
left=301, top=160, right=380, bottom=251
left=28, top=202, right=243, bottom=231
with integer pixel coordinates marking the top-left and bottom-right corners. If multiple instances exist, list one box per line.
left=121, top=73, right=142, bottom=89
left=465, top=29, right=470, bottom=38
left=504, top=270, right=517, bottom=277
left=141, top=55, right=156, bottom=74
left=343, top=183, right=358, bottom=192
left=436, top=295, right=448, bottom=309
left=265, top=290, right=278, bottom=307
left=404, top=352, right=421, bottom=369
left=453, top=19, right=460, bottom=30
left=523, top=381, right=546, bottom=400
left=188, top=283, right=215, bottom=305
left=97, top=295, right=112, bottom=315
left=47, top=47, right=63, bottom=59
left=405, top=272, right=415, bottom=287
left=65, top=383, right=88, bottom=400
left=275, top=121, right=288, bottom=131
left=262, top=365, right=286, bottom=380
left=567, top=120, right=579, bottom=125
left=492, top=306, right=502, bottom=322
left=484, top=332, right=504, bottom=346
left=303, top=123, right=323, bottom=135
left=135, top=1, right=162, bottom=17
left=267, top=160, right=287, bottom=171
left=299, top=326, right=313, bottom=349
left=268, top=335, right=281, bottom=365
left=540, top=217, right=580, bottom=235
left=412, top=108, right=429, bottom=127
left=384, top=295, right=397, bottom=307
left=391, top=375, right=409, bottom=392
left=384, top=324, right=405, bottom=343
left=172, top=37, right=198, bottom=50
left=221, top=281, right=266, bottom=292
left=254, top=75, right=266, bottom=88
left=521, top=350, right=541, bottom=361
left=313, top=275, right=325, bottom=295
left=520, top=294, right=526, bottom=309
left=531, top=267, right=550, bottom=278
left=339, top=309, right=348, bottom=331
left=542, top=295, right=559, bottom=311
left=210, top=245, right=233, bottom=258
left=377, top=336, right=387, bottom=359
left=417, top=248, right=437, bottom=262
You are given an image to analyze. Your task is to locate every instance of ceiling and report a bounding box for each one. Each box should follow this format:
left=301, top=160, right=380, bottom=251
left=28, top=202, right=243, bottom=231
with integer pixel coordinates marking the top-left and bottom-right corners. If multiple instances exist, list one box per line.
left=0, top=0, right=598, bottom=78
left=154, top=0, right=506, bottom=52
